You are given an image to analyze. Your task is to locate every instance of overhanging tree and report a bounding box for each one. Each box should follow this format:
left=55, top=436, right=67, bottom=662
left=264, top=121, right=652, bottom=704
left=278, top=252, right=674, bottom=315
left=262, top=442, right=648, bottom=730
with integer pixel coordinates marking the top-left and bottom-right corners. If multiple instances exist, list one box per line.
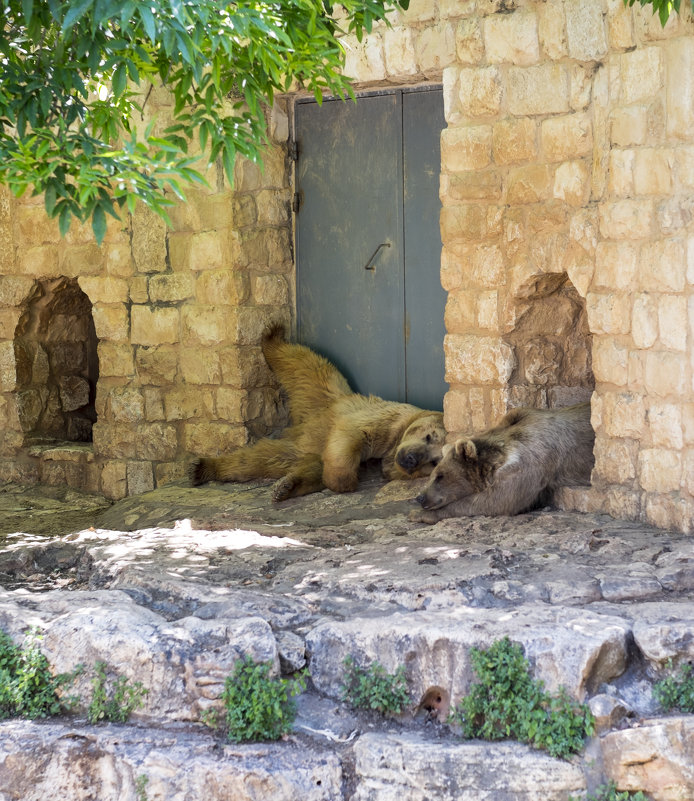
left=0, top=0, right=408, bottom=243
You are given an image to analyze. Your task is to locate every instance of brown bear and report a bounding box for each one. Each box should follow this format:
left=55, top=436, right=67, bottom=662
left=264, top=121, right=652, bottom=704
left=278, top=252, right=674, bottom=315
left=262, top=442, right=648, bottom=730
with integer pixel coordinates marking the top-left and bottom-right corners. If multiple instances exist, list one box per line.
left=191, top=325, right=446, bottom=501
left=410, top=402, right=594, bottom=522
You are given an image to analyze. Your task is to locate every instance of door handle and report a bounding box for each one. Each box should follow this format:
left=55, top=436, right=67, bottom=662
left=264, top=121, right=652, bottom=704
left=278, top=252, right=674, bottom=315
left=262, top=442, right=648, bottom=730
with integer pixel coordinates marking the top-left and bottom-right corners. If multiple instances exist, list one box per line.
left=364, top=242, right=391, bottom=270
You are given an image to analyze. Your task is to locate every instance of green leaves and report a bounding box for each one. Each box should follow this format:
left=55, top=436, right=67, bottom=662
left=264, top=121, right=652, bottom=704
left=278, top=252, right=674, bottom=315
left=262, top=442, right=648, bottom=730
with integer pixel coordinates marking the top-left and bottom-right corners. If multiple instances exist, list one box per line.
left=1, top=0, right=408, bottom=238
left=449, top=638, right=595, bottom=761
left=622, top=0, right=689, bottom=26
left=0, top=628, right=77, bottom=720
left=221, top=656, right=306, bottom=742
left=653, top=659, right=694, bottom=712
left=341, top=655, right=410, bottom=715
left=87, top=660, right=148, bottom=724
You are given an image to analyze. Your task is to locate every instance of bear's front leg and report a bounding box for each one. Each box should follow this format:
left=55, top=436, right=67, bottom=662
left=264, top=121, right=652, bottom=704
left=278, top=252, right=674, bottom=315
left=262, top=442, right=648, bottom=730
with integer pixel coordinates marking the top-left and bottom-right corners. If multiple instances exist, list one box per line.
left=322, top=427, right=362, bottom=493
left=408, top=508, right=443, bottom=524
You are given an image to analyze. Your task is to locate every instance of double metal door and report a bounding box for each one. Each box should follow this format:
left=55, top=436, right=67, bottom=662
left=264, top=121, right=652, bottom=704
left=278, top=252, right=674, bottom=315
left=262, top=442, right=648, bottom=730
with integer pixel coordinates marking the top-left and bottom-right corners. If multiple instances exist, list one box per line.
left=294, top=87, right=446, bottom=411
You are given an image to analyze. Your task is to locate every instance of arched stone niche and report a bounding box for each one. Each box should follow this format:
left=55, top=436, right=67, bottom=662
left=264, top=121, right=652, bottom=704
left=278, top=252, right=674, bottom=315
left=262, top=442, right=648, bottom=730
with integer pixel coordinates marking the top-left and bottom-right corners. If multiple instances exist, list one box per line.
left=14, top=277, right=98, bottom=443
left=503, top=273, right=594, bottom=409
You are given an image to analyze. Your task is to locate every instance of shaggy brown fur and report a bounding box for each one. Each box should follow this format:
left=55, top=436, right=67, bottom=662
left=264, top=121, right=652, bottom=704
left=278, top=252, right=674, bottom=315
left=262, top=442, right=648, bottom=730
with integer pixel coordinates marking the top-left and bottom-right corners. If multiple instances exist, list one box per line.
left=191, top=325, right=445, bottom=501
left=410, top=402, right=594, bottom=522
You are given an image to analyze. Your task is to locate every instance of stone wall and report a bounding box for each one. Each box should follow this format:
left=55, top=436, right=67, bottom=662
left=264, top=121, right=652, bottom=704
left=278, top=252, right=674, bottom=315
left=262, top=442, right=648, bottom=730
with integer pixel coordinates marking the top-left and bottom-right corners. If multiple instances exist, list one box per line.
left=0, top=93, right=292, bottom=500
left=430, top=0, right=694, bottom=533
left=1, top=0, right=693, bottom=534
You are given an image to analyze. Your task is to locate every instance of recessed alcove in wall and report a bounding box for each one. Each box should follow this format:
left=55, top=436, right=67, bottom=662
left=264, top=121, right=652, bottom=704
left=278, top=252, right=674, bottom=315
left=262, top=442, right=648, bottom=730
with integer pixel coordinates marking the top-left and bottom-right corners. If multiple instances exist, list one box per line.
left=14, top=277, right=98, bottom=443
left=503, top=273, right=594, bottom=409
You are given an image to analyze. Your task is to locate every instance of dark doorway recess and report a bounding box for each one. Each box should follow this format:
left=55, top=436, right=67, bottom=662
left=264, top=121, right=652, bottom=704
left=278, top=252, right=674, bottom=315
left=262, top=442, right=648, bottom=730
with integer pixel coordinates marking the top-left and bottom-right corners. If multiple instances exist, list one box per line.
left=294, top=86, right=447, bottom=411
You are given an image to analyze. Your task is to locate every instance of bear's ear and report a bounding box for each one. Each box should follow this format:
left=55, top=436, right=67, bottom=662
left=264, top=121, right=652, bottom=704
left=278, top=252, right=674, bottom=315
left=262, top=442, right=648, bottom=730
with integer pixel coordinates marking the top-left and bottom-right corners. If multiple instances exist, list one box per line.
left=454, top=438, right=477, bottom=462
left=441, top=443, right=453, bottom=459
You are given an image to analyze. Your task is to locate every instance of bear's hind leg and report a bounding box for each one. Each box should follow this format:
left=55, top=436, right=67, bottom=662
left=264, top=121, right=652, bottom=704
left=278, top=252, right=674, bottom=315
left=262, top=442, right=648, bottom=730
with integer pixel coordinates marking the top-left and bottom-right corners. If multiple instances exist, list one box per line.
left=191, top=438, right=298, bottom=486
left=272, top=454, right=324, bottom=502
left=322, top=428, right=362, bottom=493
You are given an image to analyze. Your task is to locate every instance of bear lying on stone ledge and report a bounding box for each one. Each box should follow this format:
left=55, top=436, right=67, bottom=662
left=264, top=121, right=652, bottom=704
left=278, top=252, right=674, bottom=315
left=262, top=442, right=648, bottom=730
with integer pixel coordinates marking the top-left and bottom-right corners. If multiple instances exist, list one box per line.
left=410, top=402, right=594, bottom=523
left=191, top=324, right=446, bottom=501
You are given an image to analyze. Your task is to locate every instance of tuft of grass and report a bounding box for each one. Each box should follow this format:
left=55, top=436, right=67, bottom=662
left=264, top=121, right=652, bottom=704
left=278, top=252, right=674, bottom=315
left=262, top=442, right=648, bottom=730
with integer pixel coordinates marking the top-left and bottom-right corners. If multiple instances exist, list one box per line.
left=87, top=661, right=148, bottom=724
left=341, top=655, right=410, bottom=716
left=221, top=656, right=306, bottom=742
left=449, top=637, right=594, bottom=760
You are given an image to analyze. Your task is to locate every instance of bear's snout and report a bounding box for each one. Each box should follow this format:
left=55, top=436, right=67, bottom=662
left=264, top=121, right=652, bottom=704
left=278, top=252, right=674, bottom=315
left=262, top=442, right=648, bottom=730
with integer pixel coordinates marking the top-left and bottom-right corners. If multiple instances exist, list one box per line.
left=397, top=450, right=421, bottom=472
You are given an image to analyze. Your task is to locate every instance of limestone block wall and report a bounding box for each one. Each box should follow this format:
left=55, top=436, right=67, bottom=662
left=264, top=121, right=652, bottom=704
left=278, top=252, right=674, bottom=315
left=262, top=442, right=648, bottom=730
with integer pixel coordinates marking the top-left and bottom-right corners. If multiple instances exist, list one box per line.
left=0, top=92, right=292, bottom=500
left=435, top=0, right=694, bottom=533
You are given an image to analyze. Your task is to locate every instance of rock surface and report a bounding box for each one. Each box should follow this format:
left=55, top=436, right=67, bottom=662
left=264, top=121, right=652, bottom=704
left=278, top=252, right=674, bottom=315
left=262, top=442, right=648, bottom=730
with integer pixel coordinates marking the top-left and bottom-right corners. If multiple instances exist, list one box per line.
left=0, top=474, right=693, bottom=800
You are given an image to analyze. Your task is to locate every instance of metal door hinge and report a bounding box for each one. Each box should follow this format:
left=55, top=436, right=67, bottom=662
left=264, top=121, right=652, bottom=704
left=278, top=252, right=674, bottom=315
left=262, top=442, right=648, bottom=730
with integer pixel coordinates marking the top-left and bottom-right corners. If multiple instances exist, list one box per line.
left=292, top=192, right=302, bottom=213
left=288, top=140, right=299, bottom=161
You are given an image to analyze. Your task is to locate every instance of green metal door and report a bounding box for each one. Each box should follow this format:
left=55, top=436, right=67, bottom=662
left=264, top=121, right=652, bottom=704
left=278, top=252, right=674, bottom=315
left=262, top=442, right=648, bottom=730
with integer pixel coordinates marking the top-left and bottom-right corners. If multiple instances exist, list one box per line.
left=294, top=87, right=446, bottom=410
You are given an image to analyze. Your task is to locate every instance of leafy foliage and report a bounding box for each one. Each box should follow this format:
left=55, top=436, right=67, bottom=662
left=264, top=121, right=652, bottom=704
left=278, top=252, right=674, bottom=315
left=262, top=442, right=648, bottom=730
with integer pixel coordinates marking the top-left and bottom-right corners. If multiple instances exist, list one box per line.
left=570, top=781, right=652, bottom=801
left=653, top=660, right=694, bottom=712
left=1, top=0, right=408, bottom=242
left=449, top=637, right=595, bottom=760
left=0, top=628, right=78, bottom=719
left=623, top=0, right=690, bottom=27
left=87, top=660, right=148, bottom=724
left=221, top=656, right=306, bottom=742
left=341, top=654, right=410, bottom=715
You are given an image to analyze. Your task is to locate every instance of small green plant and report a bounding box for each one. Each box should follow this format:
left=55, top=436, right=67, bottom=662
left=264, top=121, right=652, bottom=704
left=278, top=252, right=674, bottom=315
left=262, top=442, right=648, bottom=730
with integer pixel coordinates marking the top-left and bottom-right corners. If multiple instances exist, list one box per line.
left=449, top=637, right=594, bottom=760
left=135, top=774, right=149, bottom=801
left=87, top=661, right=148, bottom=724
left=653, top=660, right=694, bottom=712
left=221, top=656, right=306, bottom=742
left=570, top=781, right=651, bottom=801
left=341, top=655, right=410, bottom=715
left=0, top=629, right=78, bottom=720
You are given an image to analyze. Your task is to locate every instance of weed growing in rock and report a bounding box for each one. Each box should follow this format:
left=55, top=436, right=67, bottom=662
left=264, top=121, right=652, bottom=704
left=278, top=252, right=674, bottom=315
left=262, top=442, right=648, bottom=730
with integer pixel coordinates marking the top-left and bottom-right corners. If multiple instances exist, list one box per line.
left=87, top=661, right=148, bottom=724
left=135, top=774, right=149, bottom=801
left=653, top=660, right=694, bottom=713
left=569, top=781, right=651, bottom=801
left=0, top=629, right=78, bottom=719
left=449, top=637, right=595, bottom=760
left=341, top=655, right=410, bottom=715
left=221, top=656, right=306, bottom=742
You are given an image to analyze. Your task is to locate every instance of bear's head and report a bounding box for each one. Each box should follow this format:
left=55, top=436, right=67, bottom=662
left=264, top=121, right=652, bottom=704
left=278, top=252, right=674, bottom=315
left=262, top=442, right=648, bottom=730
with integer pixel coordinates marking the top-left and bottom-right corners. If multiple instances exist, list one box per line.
left=414, top=437, right=506, bottom=510
left=393, top=412, right=446, bottom=477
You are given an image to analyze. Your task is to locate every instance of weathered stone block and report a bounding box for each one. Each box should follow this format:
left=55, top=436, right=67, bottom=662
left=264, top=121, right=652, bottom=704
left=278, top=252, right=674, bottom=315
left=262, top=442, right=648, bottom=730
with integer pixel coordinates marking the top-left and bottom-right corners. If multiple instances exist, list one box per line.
left=179, top=349, right=222, bottom=385
left=384, top=27, right=418, bottom=78
left=484, top=11, right=540, bottom=66
left=565, top=0, right=607, bottom=61
left=644, top=351, right=687, bottom=397
left=592, top=336, right=629, bottom=386
left=537, top=2, right=567, bottom=60
left=611, top=105, right=648, bottom=147
left=667, top=38, right=694, bottom=141
left=455, top=18, right=484, bottom=65
left=135, top=346, right=178, bottom=385
left=599, top=199, right=654, bottom=240
left=415, top=23, right=457, bottom=73
left=442, top=125, right=492, bottom=172
left=602, top=391, right=646, bottom=438
left=658, top=295, right=687, bottom=351
left=107, top=386, right=145, bottom=423
left=553, top=161, right=590, bottom=206
left=149, top=272, right=195, bottom=303
left=182, top=422, right=247, bottom=455
left=91, top=303, right=130, bottom=342
left=638, top=238, right=686, bottom=292
left=131, top=204, right=168, bottom=274
left=342, top=33, right=387, bottom=83
left=507, top=164, right=553, bottom=204
left=639, top=448, right=682, bottom=493
left=253, top=274, right=289, bottom=306
left=458, top=66, right=502, bottom=117
left=586, top=292, right=631, bottom=335
left=492, top=117, right=536, bottom=165
left=593, top=435, right=637, bottom=484
left=508, top=64, right=569, bottom=116
left=649, top=402, right=683, bottom=449
left=131, top=305, right=179, bottom=346
left=77, top=276, right=129, bottom=304
left=127, top=461, right=154, bottom=495
left=620, top=46, right=664, bottom=104
left=181, top=306, right=229, bottom=346
left=163, top=387, right=215, bottom=421
left=634, top=148, right=673, bottom=195
left=444, top=333, right=515, bottom=385
left=542, top=113, right=592, bottom=162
